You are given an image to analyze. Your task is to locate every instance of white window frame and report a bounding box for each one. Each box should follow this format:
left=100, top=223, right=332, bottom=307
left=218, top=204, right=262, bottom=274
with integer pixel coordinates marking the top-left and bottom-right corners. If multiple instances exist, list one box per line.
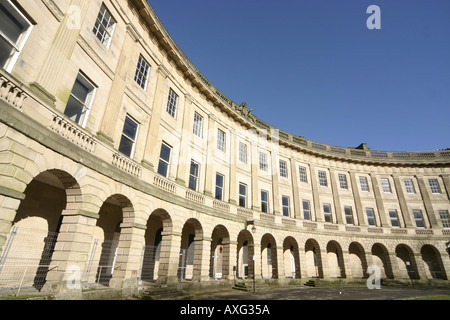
left=118, top=115, right=139, bottom=158
left=166, top=88, right=179, bottom=118
left=193, top=112, right=203, bottom=137
left=217, top=129, right=226, bottom=152
left=93, top=3, right=116, bottom=48
left=279, top=160, right=288, bottom=178
left=389, top=209, right=400, bottom=227
left=359, top=176, right=369, bottom=192
left=0, top=0, right=33, bottom=72
left=439, top=210, right=450, bottom=228
left=239, top=182, right=247, bottom=208
left=157, top=142, right=172, bottom=178
left=318, top=170, right=327, bottom=187
left=344, top=206, right=354, bottom=225
left=380, top=178, right=392, bottom=193
left=215, top=173, right=224, bottom=201
left=428, top=179, right=441, bottom=194
left=282, top=196, right=290, bottom=217
left=366, top=208, right=376, bottom=226
left=239, top=142, right=247, bottom=163
left=188, top=160, right=200, bottom=191
left=323, top=203, right=332, bottom=223
left=302, top=200, right=311, bottom=220
left=259, top=152, right=268, bottom=172
left=338, top=174, right=348, bottom=189
left=404, top=179, right=416, bottom=194
left=299, top=166, right=308, bottom=183
left=261, top=190, right=269, bottom=213
left=134, top=54, right=150, bottom=90
left=64, top=72, right=96, bottom=128
left=413, top=209, right=425, bottom=228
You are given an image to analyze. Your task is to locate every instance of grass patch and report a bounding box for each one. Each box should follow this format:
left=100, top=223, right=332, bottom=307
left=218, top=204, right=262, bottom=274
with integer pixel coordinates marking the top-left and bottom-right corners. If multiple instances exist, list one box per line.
left=412, top=295, right=450, bottom=300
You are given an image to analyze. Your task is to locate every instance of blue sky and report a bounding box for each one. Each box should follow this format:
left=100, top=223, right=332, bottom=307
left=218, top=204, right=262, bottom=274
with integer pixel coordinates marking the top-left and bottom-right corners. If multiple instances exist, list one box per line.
left=149, top=0, right=450, bottom=152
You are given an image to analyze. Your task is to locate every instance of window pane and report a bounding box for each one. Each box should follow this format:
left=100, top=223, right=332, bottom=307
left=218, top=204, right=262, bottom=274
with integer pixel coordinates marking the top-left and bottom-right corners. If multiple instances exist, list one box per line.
left=366, top=208, right=375, bottom=226
left=160, top=143, right=171, bottom=162
left=303, top=200, right=310, bottom=220
left=118, top=136, right=133, bottom=157
left=122, top=116, right=138, bottom=140
left=157, top=161, right=168, bottom=177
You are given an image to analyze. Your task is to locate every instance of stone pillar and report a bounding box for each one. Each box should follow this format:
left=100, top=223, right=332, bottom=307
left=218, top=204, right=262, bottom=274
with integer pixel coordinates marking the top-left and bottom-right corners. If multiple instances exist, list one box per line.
left=109, top=222, right=146, bottom=289
left=270, top=150, right=280, bottom=215
left=275, top=245, right=284, bottom=280
left=298, top=246, right=308, bottom=279
left=309, top=164, right=322, bottom=222
left=43, top=209, right=98, bottom=294
left=416, top=175, right=439, bottom=228
left=252, top=242, right=262, bottom=280
left=387, top=252, right=403, bottom=280
left=157, top=231, right=181, bottom=284
left=141, top=66, right=169, bottom=170
left=203, top=115, right=217, bottom=197
left=193, top=237, right=212, bottom=282
left=289, top=158, right=301, bottom=219
left=0, top=191, right=24, bottom=252
left=250, top=141, right=260, bottom=211
left=228, top=131, right=237, bottom=205
left=342, top=250, right=354, bottom=279
left=97, top=24, right=140, bottom=144
left=349, top=172, right=366, bottom=226
left=370, top=174, right=389, bottom=227
left=392, top=175, right=414, bottom=228
left=329, top=168, right=344, bottom=224
left=33, top=0, right=90, bottom=101
left=175, top=95, right=194, bottom=186
left=228, top=241, right=238, bottom=281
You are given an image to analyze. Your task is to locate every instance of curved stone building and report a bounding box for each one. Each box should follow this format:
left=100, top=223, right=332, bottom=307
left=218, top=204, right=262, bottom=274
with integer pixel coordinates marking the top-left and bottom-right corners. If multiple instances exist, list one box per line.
left=0, top=0, right=449, bottom=297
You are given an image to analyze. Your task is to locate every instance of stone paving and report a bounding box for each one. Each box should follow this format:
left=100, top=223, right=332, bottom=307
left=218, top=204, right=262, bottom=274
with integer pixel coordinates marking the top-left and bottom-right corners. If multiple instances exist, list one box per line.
left=202, top=285, right=450, bottom=300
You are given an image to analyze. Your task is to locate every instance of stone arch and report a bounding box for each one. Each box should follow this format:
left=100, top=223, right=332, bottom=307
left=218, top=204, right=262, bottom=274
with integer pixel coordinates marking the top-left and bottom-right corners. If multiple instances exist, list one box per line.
left=141, top=208, right=173, bottom=282
left=395, top=244, right=419, bottom=279
left=420, top=244, right=447, bottom=280
left=3, top=169, right=81, bottom=290
left=304, top=238, right=323, bottom=278
left=209, top=224, right=230, bottom=280
left=283, top=236, right=300, bottom=279
left=348, top=242, right=368, bottom=278
left=90, top=194, right=133, bottom=285
left=178, top=218, right=203, bottom=281
left=236, top=230, right=254, bottom=279
left=326, top=240, right=345, bottom=278
left=371, top=243, right=394, bottom=279
left=260, top=233, right=277, bottom=279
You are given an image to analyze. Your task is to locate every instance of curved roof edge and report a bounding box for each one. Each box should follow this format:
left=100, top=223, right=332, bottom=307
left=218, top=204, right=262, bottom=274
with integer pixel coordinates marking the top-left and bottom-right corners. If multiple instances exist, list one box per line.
left=133, top=0, right=450, bottom=165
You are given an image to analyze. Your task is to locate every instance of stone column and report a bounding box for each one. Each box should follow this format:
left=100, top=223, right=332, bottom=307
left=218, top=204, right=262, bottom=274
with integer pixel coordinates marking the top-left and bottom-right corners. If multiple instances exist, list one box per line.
left=43, top=209, right=98, bottom=294
left=193, top=237, right=212, bottom=282
left=250, top=141, right=260, bottom=211
left=157, top=231, right=181, bottom=284
left=349, top=172, right=366, bottom=226
left=97, top=24, right=140, bottom=144
left=228, top=241, right=238, bottom=281
left=342, top=250, right=354, bottom=279
left=289, top=158, right=301, bottom=219
left=370, top=174, right=389, bottom=227
left=109, top=222, right=146, bottom=289
left=270, top=150, right=280, bottom=215
left=392, top=175, right=414, bottom=228
left=203, top=114, right=217, bottom=197
left=309, top=164, right=322, bottom=222
left=228, top=131, right=237, bottom=205
left=175, top=95, right=194, bottom=186
left=298, top=246, right=308, bottom=279
left=141, top=66, right=169, bottom=170
left=0, top=191, right=24, bottom=252
left=416, top=175, right=439, bottom=228
left=33, top=0, right=90, bottom=101
left=329, top=168, right=344, bottom=224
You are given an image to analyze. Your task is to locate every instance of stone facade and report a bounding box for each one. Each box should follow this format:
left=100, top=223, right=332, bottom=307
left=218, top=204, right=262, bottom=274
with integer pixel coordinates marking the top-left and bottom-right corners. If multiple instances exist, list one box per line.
left=0, top=0, right=449, bottom=297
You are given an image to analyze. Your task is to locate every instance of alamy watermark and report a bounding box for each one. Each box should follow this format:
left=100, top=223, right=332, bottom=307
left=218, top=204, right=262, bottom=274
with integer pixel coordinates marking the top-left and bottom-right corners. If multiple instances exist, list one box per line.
left=366, top=265, right=381, bottom=290
left=367, top=5, right=381, bottom=30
